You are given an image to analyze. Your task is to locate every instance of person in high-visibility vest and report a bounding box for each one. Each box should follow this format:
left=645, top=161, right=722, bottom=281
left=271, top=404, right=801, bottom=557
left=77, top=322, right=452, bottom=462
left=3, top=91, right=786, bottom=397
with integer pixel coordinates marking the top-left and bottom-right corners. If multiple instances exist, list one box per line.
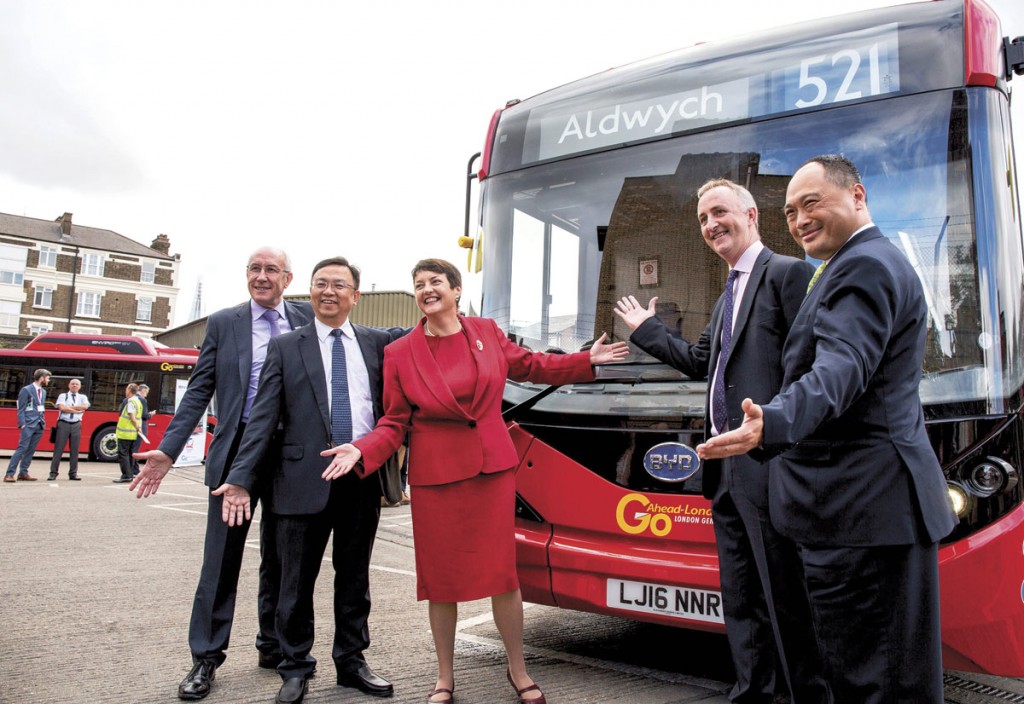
left=114, top=383, right=142, bottom=484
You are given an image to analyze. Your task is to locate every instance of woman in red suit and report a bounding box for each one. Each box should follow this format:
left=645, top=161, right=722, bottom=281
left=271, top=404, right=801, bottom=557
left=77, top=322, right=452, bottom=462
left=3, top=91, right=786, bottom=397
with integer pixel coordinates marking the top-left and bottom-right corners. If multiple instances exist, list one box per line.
left=322, top=258, right=627, bottom=703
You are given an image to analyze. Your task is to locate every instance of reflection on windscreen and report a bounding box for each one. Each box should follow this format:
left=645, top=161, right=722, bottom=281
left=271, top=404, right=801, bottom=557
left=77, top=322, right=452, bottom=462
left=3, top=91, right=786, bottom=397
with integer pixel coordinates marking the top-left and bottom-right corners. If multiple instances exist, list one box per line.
left=485, top=90, right=1020, bottom=414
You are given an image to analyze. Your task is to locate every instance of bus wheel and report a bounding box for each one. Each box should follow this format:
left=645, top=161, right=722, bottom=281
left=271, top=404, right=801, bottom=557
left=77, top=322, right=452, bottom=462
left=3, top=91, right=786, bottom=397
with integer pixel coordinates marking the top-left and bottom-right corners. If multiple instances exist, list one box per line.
left=92, top=427, right=119, bottom=462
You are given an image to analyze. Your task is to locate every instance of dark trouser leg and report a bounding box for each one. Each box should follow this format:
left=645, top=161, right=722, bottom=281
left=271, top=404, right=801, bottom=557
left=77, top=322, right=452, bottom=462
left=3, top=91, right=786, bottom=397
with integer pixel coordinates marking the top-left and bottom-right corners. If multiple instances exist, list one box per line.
left=330, top=473, right=381, bottom=671
left=117, top=438, right=134, bottom=479
left=275, top=510, right=332, bottom=679
left=255, top=508, right=281, bottom=657
left=130, top=436, right=142, bottom=475
left=798, top=542, right=943, bottom=704
left=712, top=485, right=777, bottom=703
left=187, top=489, right=255, bottom=666
left=66, top=422, right=81, bottom=476
left=50, top=422, right=73, bottom=477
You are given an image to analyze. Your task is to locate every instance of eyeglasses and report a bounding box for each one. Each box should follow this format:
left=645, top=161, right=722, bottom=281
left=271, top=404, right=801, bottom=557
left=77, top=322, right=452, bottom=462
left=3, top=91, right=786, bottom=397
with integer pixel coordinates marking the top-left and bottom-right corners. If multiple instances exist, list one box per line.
left=312, top=279, right=355, bottom=292
left=246, top=264, right=288, bottom=277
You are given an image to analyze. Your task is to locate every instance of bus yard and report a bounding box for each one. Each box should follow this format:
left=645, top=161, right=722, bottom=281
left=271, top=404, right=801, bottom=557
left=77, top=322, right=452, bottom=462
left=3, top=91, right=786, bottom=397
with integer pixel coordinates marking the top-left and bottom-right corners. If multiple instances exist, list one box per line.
left=2, top=459, right=1023, bottom=704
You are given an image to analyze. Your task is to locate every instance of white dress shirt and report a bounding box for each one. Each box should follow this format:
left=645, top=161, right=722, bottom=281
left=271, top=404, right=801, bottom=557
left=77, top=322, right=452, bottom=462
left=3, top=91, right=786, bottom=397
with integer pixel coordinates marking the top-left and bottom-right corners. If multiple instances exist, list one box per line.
left=56, top=392, right=90, bottom=422
left=314, top=317, right=374, bottom=441
left=710, top=239, right=764, bottom=436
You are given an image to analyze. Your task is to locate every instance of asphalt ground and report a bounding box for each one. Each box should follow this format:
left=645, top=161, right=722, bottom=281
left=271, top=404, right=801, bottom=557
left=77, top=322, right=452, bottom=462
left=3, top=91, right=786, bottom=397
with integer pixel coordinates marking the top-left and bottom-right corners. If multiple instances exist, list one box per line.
left=2, top=458, right=1024, bottom=704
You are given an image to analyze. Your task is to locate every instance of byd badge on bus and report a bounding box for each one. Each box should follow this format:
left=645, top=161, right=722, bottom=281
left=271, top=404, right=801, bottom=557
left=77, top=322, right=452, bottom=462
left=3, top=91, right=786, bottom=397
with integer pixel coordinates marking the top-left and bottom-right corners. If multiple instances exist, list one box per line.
left=643, top=442, right=700, bottom=483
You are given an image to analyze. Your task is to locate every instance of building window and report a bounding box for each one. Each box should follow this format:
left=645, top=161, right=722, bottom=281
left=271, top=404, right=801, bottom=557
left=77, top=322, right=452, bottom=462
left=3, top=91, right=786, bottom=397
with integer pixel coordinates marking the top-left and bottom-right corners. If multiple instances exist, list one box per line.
left=33, top=287, right=53, bottom=309
left=38, top=246, right=58, bottom=268
left=141, top=261, right=155, bottom=283
left=0, top=244, right=27, bottom=285
left=137, top=297, right=153, bottom=322
left=0, top=300, right=20, bottom=329
left=77, top=291, right=101, bottom=317
left=82, top=253, right=104, bottom=277
left=71, top=326, right=101, bottom=335
left=28, top=323, right=50, bottom=336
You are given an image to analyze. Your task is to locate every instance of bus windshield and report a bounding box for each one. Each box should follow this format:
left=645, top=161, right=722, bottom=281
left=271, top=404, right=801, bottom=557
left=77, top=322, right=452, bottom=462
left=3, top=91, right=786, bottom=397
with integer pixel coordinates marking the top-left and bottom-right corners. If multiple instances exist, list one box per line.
left=481, top=88, right=1024, bottom=419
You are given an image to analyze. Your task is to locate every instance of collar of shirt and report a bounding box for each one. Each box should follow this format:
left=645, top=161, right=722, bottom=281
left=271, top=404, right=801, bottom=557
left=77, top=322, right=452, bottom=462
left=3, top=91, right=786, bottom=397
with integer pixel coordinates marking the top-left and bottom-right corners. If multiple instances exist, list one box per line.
left=250, top=299, right=289, bottom=326
left=313, top=317, right=375, bottom=441
left=823, top=222, right=875, bottom=264
left=731, top=239, right=764, bottom=276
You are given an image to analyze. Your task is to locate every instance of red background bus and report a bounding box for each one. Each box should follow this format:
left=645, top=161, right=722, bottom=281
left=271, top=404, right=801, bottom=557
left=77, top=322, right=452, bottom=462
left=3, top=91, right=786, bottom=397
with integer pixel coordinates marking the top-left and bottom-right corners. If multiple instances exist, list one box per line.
left=470, top=0, right=1024, bottom=677
left=0, top=333, right=211, bottom=462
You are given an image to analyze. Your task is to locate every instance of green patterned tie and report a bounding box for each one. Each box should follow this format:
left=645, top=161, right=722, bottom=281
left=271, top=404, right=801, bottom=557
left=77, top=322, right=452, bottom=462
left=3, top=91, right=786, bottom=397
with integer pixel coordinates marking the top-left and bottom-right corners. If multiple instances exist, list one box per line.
left=806, top=261, right=827, bottom=294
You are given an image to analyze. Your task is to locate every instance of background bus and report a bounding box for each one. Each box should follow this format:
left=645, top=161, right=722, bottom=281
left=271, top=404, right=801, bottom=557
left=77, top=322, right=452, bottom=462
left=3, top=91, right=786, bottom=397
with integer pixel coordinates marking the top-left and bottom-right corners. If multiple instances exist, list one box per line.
left=470, top=0, right=1024, bottom=677
left=0, top=333, right=210, bottom=462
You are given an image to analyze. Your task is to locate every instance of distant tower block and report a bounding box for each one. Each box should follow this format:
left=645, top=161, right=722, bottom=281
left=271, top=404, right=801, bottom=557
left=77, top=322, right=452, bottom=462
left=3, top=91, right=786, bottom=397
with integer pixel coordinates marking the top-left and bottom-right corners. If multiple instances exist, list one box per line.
left=189, top=278, right=205, bottom=322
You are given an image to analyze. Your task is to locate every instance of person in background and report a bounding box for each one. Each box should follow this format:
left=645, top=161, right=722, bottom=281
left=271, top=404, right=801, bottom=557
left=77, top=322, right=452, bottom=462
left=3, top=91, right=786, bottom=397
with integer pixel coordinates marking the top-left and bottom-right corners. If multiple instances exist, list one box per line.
left=698, top=155, right=958, bottom=703
left=4, top=368, right=52, bottom=483
left=131, top=247, right=313, bottom=701
left=131, top=384, right=154, bottom=476
left=114, top=383, right=142, bottom=484
left=615, top=179, right=825, bottom=703
left=316, top=258, right=628, bottom=704
left=49, top=378, right=90, bottom=481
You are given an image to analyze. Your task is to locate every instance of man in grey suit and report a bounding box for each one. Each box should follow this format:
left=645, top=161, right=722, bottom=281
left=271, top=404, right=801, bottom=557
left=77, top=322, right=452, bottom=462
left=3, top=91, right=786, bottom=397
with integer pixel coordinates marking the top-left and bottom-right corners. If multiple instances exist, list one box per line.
left=699, top=156, right=958, bottom=702
left=615, top=179, right=826, bottom=703
left=131, top=247, right=313, bottom=701
left=215, top=257, right=403, bottom=704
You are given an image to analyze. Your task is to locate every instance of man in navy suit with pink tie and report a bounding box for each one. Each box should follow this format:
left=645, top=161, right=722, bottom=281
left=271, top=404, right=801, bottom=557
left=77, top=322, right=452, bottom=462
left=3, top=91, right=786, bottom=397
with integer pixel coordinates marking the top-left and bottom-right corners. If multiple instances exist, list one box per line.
left=700, top=155, right=958, bottom=703
left=5, top=368, right=52, bottom=482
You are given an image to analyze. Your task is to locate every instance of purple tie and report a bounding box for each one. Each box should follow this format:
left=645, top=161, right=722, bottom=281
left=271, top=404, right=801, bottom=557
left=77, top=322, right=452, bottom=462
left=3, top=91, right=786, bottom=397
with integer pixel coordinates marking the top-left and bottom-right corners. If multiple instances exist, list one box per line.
left=712, top=269, right=740, bottom=433
left=264, top=309, right=282, bottom=337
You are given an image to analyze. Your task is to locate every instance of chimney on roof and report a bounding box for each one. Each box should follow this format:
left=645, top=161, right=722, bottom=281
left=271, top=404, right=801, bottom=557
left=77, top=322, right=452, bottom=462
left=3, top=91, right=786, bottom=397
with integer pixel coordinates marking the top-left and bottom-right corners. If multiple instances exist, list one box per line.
left=57, top=212, right=73, bottom=241
left=151, top=233, right=171, bottom=255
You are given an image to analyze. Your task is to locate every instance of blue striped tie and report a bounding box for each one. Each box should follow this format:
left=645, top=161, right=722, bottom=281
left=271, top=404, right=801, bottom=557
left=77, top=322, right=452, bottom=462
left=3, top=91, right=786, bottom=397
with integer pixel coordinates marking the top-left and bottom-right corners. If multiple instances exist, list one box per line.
left=329, top=328, right=352, bottom=446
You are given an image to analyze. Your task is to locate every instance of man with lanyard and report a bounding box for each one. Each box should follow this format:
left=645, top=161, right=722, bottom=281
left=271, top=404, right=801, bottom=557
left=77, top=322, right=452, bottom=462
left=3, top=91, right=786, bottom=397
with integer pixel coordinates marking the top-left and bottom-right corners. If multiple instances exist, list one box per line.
left=49, top=378, right=90, bottom=480
left=4, top=368, right=52, bottom=482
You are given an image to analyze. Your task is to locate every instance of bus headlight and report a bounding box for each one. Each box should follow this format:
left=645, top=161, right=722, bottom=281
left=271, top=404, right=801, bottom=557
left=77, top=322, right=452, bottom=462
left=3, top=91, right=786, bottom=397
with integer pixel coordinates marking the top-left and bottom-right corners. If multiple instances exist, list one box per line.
left=947, top=482, right=970, bottom=517
left=963, top=457, right=1018, bottom=498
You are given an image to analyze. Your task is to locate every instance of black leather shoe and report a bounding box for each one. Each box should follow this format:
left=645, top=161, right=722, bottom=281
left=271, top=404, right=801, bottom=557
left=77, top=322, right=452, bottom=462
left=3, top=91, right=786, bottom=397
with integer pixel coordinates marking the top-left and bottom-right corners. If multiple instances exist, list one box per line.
left=178, top=660, right=216, bottom=700
left=47, top=475, right=57, bottom=481
left=337, top=664, right=394, bottom=697
left=276, top=676, right=309, bottom=704
left=68, top=476, right=81, bottom=481
left=258, top=651, right=283, bottom=669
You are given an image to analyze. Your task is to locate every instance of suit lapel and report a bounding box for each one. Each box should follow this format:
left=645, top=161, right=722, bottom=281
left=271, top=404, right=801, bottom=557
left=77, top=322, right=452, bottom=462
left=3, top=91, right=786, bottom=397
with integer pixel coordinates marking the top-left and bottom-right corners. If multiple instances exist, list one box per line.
left=297, top=326, right=332, bottom=438
left=353, top=325, right=381, bottom=392
left=729, top=247, right=771, bottom=353
left=462, top=316, right=490, bottom=415
left=284, top=300, right=310, bottom=330
left=233, top=302, right=253, bottom=397
left=409, top=323, right=472, bottom=420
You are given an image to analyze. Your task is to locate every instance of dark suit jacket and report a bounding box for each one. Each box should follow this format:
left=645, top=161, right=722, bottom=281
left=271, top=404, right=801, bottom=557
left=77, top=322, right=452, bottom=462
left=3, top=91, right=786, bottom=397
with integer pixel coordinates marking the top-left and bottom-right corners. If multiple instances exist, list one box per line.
left=16, top=384, right=47, bottom=428
left=630, top=246, right=813, bottom=499
left=224, top=321, right=404, bottom=515
left=353, top=315, right=594, bottom=487
left=759, top=227, right=958, bottom=545
left=156, top=299, right=313, bottom=487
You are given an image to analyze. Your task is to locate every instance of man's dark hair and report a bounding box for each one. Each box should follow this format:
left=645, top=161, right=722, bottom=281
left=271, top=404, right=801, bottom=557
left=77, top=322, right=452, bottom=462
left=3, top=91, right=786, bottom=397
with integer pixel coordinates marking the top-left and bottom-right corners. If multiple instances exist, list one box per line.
left=311, top=256, right=361, bottom=290
left=802, top=154, right=863, bottom=188
left=33, top=369, right=51, bottom=381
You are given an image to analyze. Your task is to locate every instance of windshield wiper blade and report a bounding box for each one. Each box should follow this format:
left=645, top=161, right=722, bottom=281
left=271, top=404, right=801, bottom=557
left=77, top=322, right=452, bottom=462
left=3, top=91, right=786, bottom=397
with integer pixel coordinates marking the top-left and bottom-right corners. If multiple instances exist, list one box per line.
left=502, top=383, right=564, bottom=422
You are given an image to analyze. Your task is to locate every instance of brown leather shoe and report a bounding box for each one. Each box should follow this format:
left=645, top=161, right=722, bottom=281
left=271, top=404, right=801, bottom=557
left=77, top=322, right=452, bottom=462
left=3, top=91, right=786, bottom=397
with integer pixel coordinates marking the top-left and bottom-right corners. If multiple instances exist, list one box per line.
left=17, top=474, right=37, bottom=481
left=507, top=669, right=546, bottom=704
left=3, top=476, right=15, bottom=483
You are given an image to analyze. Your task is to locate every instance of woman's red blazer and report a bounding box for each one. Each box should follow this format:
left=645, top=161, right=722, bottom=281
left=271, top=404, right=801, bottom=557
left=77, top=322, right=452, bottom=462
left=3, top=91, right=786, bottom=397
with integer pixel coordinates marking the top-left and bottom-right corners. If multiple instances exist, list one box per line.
left=354, top=315, right=594, bottom=487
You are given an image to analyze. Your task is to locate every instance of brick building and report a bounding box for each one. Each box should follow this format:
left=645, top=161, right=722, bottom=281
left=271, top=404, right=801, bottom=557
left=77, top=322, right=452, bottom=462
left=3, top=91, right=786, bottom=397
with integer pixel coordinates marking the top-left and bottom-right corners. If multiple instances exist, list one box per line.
left=0, top=211, right=180, bottom=338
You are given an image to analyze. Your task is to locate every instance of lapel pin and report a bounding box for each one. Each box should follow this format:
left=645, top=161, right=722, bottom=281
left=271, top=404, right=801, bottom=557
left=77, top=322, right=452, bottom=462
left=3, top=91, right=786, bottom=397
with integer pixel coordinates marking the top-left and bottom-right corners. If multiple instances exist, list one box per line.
left=476, top=340, right=484, bottom=351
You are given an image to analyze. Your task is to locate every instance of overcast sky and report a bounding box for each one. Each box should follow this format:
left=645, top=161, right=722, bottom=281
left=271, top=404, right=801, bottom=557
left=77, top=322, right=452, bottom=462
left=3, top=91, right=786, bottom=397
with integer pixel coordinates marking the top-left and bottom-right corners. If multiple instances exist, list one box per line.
left=2, top=0, right=1023, bottom=326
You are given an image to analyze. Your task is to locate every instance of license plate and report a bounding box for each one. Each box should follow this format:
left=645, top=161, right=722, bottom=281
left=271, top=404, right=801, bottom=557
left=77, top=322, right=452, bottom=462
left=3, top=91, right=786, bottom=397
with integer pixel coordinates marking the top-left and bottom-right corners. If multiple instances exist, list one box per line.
left=606, top=578, right=724, bottom=625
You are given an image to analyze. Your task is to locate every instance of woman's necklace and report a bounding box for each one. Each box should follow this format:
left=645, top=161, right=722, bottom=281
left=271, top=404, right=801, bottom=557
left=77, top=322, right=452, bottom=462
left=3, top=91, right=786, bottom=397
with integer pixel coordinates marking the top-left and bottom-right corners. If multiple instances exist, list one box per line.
left=424, top=321, right=462, bottom=337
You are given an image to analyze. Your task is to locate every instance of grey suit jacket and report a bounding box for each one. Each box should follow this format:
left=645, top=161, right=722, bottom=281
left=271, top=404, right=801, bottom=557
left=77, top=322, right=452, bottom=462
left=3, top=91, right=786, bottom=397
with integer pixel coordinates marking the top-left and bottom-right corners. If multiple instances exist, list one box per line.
left=630, top=246, right=813, bottom=500
left=759, top=227, right=958, bottom=545
left=155, top=299, right=313, bottom=487
left=224, top=322, right=404, bottom=515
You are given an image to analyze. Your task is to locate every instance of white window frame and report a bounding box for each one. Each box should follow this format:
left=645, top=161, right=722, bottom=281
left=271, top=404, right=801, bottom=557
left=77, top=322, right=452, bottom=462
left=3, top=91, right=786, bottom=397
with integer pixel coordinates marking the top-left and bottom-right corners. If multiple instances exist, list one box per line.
left=136, top=297, right=153, bottom=322
left=71, top=325, right=101, bottom=335
left=82, top=253, right=105, bottom=277
left=38, top=246, right=58, bottom=268
left=141, top=261, right=156, bottom=283
left=28, top=323, right=51, bottom=336
left=0, top=300, right=20, bottom=328
left=33, top=286, right=54, bottom=309
left=0, top=244, right=27, bottom=285
left=76, top=291, right=102, bottom=317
